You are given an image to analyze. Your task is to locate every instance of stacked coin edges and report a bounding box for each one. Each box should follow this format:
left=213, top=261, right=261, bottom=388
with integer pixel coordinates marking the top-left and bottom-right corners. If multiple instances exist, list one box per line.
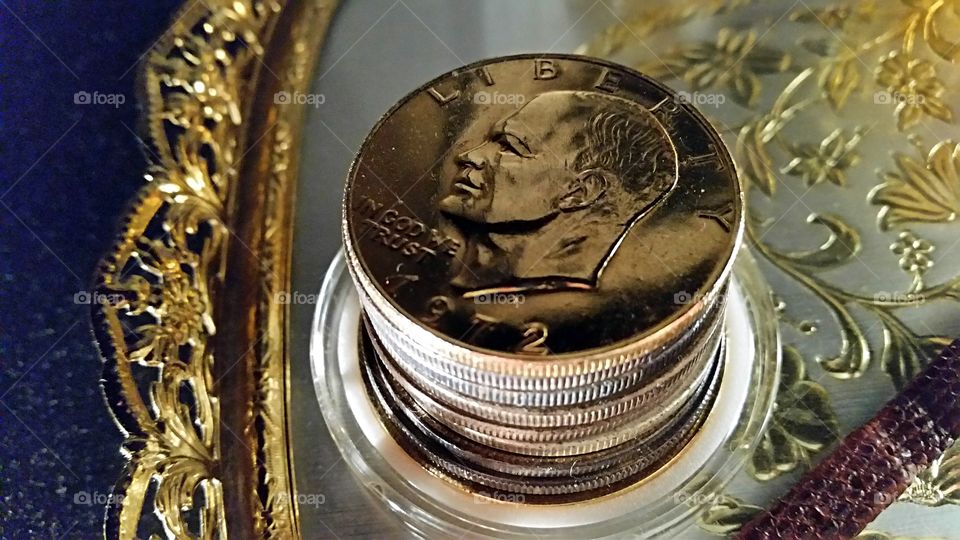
left=359, top=320, right=725, bottom=500
left=344, top=235, right=731, bottom=500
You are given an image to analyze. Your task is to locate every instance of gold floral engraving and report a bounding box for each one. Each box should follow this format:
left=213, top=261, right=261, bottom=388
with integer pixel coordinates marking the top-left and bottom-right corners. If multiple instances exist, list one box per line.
left=749, top=346, right=839, bottom=480
left=578, top=0, right=753, bottom=59
left=696, top=496, right=937, bottom=539
left=871, top=141, right=960, bottom=230
left=783, top=128, right=862, bottom=187
left=876, top=52, right=952, bottom=130
left=584, top=0, right=960, bottom=516
left=902, top=443, right=960, bottom=506
left=855, top=533, right=945, bottom=540
left=640, top=28, right=792, bottom=107
left=95, top=192, right=226, bottom=539
left=92, top=0, right=336, bottom=537
left=697, top=495, right=763, bottom=537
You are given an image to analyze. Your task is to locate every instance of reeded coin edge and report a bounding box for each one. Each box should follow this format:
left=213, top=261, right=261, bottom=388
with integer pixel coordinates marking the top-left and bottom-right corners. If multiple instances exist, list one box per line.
left=359, top=322, right=727, bottom=502
left=360, top=285, right=727, bottom=394
left=366, top=311, right=723, bottom=432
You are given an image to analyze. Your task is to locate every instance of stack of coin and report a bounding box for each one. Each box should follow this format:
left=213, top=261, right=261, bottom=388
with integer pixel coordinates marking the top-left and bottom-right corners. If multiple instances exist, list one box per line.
left=341, top=54, right=742, bottom=502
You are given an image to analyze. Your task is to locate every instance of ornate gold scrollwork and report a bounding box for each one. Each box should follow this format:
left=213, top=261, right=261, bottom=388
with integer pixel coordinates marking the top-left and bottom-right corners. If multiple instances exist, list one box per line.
left=583, top=0, right=960, bottom=524
left=92, top=1, right=336, bottom=537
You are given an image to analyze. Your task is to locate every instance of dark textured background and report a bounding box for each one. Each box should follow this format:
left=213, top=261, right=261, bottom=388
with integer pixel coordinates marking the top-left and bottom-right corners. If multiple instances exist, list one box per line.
left=0, top=2, right=182, bottom=537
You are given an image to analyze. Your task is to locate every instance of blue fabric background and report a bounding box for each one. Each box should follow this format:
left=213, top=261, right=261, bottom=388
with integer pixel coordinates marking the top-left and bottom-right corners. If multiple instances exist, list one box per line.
left=0, top=2, right=182, bottom=537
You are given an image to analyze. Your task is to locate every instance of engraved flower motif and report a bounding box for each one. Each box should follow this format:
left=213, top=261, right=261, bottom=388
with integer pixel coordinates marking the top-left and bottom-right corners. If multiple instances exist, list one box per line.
left=870, top=141, right=960, bottom=230
left=119, top=238, right=214, bottom=366
left=735, top=114, right=788, bottom=196
left=902, top=443, right=960, bottom=506
left=750, top=346, right=838, bottom=481
left=875, top=52, right=953, bottom=130
left=653, top=28, right=791, bottom=107
left=890, top=230, right=934, bottom=274
left=791, top=5, right=851, bottom=29
left=783, top=129, right=861, bottom=186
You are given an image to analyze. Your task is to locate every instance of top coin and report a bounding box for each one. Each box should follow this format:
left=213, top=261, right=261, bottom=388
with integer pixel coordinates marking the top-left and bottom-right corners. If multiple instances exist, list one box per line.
left=343, top=54, right=742, bottom=356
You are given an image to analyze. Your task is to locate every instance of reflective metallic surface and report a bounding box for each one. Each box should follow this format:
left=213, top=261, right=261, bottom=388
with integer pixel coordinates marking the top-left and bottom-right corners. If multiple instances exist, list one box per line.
left=309, top=247, right=781, bottom=538
left=294, top=1, right=960, bottom=537
left=89, top=1, right=340, bottom=537
left=365, top=314, right=723, bottom=455
left=343, top=54, right=742, bottom=357
left=360, top=321, right=725, bottom=500
left=339, top=54, right=741, bottom=503
left=84, top=0, right=960, bottom=538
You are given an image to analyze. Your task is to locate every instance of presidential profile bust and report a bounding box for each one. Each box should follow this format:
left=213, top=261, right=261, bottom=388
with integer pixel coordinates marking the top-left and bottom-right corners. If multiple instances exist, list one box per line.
left=439, top=90, right=679, bottom=294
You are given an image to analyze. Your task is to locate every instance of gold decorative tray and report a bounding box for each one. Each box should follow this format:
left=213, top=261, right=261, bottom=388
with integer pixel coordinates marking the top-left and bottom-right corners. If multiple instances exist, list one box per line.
left=92, top=1, right=960, bottom=537
left=92, top=1, right=336, bottom=536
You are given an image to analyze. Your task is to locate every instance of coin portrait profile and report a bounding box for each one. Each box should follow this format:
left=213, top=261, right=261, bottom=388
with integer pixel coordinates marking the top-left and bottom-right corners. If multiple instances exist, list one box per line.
left=345, top=55, right=741, bottom=353
left=438, top=90, right=679, bottom=295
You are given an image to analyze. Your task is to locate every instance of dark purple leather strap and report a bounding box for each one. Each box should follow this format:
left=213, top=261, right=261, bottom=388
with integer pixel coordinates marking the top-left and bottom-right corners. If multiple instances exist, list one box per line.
left=737, top=339, right=960, bottom=539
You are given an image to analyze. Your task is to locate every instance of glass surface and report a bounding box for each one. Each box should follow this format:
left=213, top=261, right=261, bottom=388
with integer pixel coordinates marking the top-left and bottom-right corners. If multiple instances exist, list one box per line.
left=289, top=0, right=960, bottom=537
